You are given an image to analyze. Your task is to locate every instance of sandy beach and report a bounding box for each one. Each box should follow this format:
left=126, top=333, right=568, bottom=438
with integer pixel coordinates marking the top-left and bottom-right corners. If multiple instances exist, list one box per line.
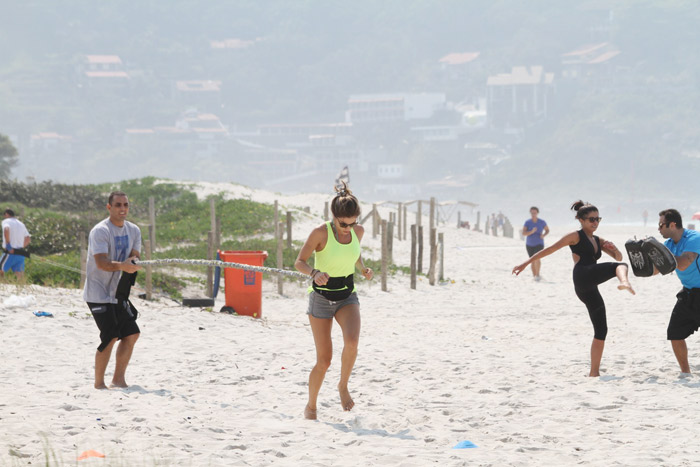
left=1, top=188, right=699, bottom=466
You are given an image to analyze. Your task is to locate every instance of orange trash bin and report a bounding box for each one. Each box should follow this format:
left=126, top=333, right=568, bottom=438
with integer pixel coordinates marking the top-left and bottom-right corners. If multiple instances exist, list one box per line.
left=219, top=250, right=268, bottom=318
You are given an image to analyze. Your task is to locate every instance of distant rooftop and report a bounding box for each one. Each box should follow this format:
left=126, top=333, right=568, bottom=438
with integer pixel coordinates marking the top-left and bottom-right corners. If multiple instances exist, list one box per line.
left=30, top=132, right=72, bottom=140
left=439, top=52, right=480, bottom=65
left=85, top=71, right=130, bottom=78
left=85, top=55, right=122, bottom=64
left=487, top=66, right=554, bottom=86
left=562, top=43, right=609, bottom=57
left=562, top=43, right=621, bottom=64
left=176, top=80, right=222, bottom=92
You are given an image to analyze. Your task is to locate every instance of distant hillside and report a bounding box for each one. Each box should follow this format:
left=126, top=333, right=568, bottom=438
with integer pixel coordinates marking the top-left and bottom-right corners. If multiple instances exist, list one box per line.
left=1, top=1, right=698, bottom=208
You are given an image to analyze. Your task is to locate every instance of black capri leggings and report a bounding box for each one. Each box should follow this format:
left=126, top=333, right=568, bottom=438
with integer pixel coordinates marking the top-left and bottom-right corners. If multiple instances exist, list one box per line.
left=573, top=262, right=626, bottom=341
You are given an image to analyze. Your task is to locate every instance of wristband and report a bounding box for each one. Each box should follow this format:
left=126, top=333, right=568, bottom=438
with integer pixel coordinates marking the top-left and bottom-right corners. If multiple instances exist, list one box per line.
left=310, top=269, right=319, bottom=279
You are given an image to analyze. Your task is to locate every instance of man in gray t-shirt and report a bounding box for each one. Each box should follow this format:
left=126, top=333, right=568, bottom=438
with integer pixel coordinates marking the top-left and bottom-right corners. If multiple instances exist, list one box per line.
left=84, top=191, right=141, bottom=390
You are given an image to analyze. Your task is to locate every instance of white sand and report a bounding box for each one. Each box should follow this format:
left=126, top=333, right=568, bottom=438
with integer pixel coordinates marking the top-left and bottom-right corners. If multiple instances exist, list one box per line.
left=2, top=186, right=699, bottom=466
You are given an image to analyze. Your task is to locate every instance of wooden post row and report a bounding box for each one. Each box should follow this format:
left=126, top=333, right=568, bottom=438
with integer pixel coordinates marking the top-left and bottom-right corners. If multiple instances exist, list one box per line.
left=286, top=211, right=292, bottom=250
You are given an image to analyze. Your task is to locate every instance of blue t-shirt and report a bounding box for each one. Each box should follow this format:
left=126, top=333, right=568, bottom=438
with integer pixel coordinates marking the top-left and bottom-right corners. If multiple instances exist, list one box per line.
left=524, top=218, right=547, bottom=246
left=665, top=229, right=700, bottom=289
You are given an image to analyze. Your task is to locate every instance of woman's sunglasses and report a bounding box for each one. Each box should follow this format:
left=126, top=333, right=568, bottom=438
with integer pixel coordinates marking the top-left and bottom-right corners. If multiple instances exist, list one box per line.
left=336, top=219, right=358, bottom=228
left=584, top=217, right=602, bottom=223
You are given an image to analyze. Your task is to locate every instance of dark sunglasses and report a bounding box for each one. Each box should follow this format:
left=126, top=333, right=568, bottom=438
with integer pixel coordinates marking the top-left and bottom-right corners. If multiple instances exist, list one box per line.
left=659, top=221, right=670, bottom=228
left=336, top=219, right=358, bottom=228
left=584, top=216, right=602, bottom=223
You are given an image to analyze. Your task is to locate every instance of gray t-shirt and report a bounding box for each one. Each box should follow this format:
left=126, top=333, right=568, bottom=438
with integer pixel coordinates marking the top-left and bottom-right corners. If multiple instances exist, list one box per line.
left=83, top=218, right=141, bottom=304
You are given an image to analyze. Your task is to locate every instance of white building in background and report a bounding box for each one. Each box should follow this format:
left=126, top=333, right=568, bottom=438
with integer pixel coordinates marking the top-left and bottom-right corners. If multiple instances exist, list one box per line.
left=346, top=93, right=446, bottom=123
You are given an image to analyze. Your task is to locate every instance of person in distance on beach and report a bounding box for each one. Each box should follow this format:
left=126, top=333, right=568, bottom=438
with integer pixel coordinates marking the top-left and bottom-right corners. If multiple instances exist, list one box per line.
left=512, top=200, right=635, bottom=377
left=522, top=206, right=549, bottom=282
left=656, top=209, right=700, bottom=374
left=294, top=182, right=373, bottom=420
left=83, top=191, right=141, bottom=389
left=1, top=208, right=31, bottom=280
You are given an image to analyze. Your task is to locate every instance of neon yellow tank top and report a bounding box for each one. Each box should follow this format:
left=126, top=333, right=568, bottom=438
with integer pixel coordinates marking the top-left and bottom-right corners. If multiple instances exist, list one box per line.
left=309, top=222, right=361, bottom=292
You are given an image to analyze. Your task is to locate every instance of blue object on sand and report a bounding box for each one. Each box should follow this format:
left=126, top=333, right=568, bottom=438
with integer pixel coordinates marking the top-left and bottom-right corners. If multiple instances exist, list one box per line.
left=33, top=311, right=53, bottom=318
left=453, top=440, right=478, bottom=449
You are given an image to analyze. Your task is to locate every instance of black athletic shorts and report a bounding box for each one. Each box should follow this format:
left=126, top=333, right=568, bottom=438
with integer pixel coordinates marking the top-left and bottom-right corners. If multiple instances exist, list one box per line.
left=667, top=288, right=700, bottom=340
left=87, top=301, right=140, bottom=352
left=526, top=244, right=544, bottom=257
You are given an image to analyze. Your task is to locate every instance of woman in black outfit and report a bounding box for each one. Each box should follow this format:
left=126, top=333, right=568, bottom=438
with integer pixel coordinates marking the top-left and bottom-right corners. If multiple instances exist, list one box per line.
left=512, top=200, right=635, bottom=377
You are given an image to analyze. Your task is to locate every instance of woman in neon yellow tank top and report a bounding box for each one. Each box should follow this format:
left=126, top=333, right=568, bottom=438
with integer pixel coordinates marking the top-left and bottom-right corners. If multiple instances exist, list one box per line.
left=295, top=182, right=373, bottom=420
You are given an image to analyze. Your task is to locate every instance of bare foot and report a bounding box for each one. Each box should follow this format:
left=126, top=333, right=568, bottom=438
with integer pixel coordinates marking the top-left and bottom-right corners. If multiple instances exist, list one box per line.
left=110, top=380, right=128, bottom=388
left=338, top=384, right=354, bottom=411
left=94, top=383, right=109, bottom=390
left=618, top=281, right=635, bottom=295
left=588, top=372, right=600, bottom=377
left=304, top=405, right=317, bottom=420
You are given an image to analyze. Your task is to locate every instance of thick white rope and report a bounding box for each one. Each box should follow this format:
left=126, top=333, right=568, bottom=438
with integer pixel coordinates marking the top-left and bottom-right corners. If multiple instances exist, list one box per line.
left=135, top=258, right=309, bottom=280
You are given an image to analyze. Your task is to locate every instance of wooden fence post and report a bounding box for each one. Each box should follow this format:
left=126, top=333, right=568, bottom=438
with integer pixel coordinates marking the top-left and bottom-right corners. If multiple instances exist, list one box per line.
left=286, top=211, right=292, bottom=250
left=144, top=239, right=153, bottom=300
left=324, top=201, right=329, bottom=221
left=398, top=203, right=403, bottom=241
left=438, top=232, right=444, bottom=282
left=79, top=231, right=87, bottom=289
left=430, top=197, right=436, bottom=230
left=274, top=200, right=279, bottom=241
left=215, top=218, right=222, bottom=253
left=410, top=224, right=417, bottom=290
left=418, top=225, right=424, bottom=274
left=277, top=222, right=284, bottom=295
left=387, top=221, right=394, bottom=264
left=475, top=211, right=481, bottom=231
left=381, top=219, right=388, bottom=292
left=206, top=231, right=214, bottom=297
left=457, top=211, right=461, bottom=228
left=403, top=204, right=407, bottom=240
left=372, top=203, right=378, bottom=239
left=417, top=201, right=422, bottom=227
left=428, top=228, right=437, bottom=286
left=149, top=196, right=156, bottom=252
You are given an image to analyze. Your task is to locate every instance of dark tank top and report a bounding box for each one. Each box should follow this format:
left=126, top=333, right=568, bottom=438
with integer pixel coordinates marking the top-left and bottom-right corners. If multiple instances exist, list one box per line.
left=569, top=229, right=602, bottom=266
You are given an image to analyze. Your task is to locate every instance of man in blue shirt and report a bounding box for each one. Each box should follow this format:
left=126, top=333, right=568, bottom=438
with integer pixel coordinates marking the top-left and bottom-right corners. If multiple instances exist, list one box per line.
left=657, top=209, right=700, bottom=373
left=522, top=206, right=549, bottom=281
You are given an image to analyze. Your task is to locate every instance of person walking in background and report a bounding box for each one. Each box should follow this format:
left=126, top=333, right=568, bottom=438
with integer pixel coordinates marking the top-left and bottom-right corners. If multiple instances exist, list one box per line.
left=295, top=182, right=373, bottom=420
left=522, top=206, right=549, bottom=281
left=513, top=200, right=635, bottom=377
left=83, top=191, right=141, bottom=389
left=643, top=209, right=648, bottom=227
left=656, top=209, right=700, bottom=374
left=1, top=208, right=31, bottom=280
